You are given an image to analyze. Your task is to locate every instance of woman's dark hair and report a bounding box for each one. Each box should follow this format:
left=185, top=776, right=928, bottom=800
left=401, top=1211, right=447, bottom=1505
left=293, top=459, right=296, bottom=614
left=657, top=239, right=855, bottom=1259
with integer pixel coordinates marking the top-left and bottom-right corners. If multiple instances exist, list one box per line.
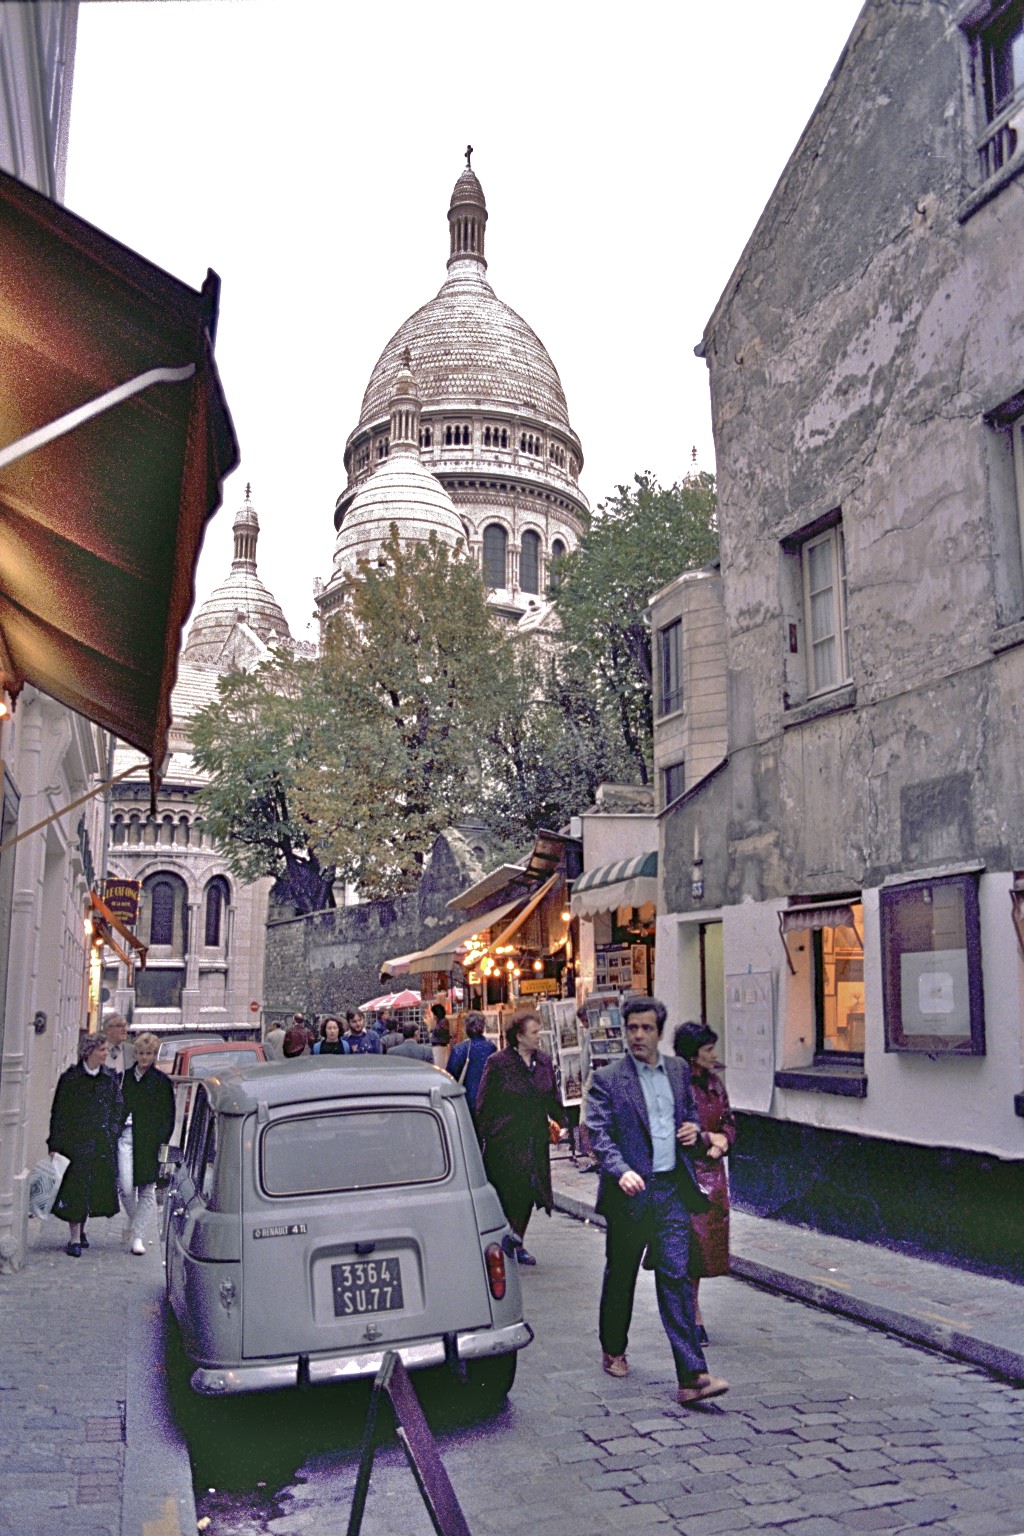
left=506, top=1011, right=540, bottom=1048
left=79, top=1032, right=108, bottom=1062
left=430, top=1003, right=448, bottom=1021
left=673, top=1020, right=717, bottom=1060
left=621, top=996, right=668, bottom=1031
left=322, top=1017, right=342, bottom=1037
left=465, top=1012, right=486, bottom=1038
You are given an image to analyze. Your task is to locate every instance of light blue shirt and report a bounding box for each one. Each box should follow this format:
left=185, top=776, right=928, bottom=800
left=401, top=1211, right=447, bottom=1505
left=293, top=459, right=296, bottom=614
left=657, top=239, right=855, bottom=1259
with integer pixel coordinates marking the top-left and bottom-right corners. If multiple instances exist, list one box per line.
left=635, top=1057, right=676, bottom=1173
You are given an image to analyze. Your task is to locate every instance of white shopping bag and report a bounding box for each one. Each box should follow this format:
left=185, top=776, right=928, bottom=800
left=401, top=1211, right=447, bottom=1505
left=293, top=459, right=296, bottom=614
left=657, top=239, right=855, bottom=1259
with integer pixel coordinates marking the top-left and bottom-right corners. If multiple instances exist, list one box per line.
left=28, top=1152, right=70, bottom=1220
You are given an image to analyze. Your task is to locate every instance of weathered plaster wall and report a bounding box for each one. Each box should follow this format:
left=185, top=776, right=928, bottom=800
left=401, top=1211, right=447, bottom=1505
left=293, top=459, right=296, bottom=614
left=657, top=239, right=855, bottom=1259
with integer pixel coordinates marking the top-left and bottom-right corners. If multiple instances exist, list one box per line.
left=697, top=0, right=1024, bottom=897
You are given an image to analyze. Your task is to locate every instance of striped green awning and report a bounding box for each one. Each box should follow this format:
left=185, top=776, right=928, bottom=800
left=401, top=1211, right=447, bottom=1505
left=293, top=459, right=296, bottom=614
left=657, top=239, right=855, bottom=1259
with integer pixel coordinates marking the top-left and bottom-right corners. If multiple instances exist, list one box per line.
left=571, top=851, right=658, bottom=917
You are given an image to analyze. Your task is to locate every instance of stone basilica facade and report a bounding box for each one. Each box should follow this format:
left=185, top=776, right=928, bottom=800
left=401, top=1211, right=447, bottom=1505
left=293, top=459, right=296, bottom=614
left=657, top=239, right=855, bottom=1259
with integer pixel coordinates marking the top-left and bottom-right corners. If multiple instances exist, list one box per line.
left=316, top=155, right=589, bottom=627
left=103, top=156, right=589, bottom=1034
left=103, top=489, right=304, bottom=1036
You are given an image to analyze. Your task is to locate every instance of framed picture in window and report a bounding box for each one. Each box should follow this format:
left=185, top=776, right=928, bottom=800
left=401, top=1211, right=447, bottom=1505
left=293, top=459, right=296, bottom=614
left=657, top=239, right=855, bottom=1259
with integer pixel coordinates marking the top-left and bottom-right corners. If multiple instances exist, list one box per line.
left=880, top=875, right=985, bottom=1054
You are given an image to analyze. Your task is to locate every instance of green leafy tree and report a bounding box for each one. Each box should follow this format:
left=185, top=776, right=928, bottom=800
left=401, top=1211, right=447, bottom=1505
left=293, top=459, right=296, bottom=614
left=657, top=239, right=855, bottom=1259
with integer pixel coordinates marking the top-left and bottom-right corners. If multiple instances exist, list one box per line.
left=190, top=657, right=337, bottom=914
left=478, top=640, right=637, bottom=851
left=292, top=527, right=516, bottom=900
left=551, top=470, right=718, bottom=782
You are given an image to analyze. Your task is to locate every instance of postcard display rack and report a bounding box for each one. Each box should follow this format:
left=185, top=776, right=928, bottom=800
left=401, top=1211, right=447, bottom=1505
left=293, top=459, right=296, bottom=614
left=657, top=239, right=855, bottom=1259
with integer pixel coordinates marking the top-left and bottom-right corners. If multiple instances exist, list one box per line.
left=539, top=993, right=626, bottom=1108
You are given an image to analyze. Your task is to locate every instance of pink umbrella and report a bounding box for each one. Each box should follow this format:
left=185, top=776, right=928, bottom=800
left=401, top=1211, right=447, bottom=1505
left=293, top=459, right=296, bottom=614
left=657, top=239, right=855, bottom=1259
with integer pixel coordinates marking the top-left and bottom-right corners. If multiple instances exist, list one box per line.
left=360, top=989, right=421, bottom=1012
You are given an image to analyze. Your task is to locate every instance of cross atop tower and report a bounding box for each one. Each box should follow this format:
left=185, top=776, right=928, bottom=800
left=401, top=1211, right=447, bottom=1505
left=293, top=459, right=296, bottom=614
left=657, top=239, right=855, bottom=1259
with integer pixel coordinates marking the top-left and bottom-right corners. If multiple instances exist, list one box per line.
left=465, top=144, right=473, bottom=168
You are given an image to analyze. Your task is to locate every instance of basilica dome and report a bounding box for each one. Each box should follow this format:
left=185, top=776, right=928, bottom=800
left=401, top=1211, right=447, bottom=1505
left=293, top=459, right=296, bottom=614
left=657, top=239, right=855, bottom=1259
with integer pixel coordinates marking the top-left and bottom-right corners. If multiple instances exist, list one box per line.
left=181, top=486, right=293, bottom=666
left=326, top=155, right=588, bottom=627
left=357, top=282, right=572, bottom=432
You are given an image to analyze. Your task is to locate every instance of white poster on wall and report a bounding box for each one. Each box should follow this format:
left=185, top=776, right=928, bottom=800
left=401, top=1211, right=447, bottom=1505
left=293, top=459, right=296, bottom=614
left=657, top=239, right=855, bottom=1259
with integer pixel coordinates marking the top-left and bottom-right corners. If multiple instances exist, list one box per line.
left=723, top=969, right=775, bottom=1112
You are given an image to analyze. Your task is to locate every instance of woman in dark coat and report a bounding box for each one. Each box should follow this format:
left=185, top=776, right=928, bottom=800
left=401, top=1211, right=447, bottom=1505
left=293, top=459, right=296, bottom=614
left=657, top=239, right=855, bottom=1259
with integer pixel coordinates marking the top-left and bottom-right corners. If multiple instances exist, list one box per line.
left=475, top=1010, right=564, bottom=1266
left=48, top=1033, right=121, bottom=1258
left=674, top=1022, right=737, bottom=1339
left=119, top=1031, right=175, bottom=1255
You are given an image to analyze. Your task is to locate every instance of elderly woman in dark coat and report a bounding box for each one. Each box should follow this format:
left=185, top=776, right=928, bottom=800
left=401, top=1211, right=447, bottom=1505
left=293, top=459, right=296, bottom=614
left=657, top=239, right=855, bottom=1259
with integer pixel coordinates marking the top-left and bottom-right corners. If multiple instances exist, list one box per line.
left=475, top=1010, right=564, bottom=1267
left=119, top=1031, right=175, bottom=1256
left=48, top=1033, right=122, bottom=1258
left=674, top=1021, right=737, bottom=1340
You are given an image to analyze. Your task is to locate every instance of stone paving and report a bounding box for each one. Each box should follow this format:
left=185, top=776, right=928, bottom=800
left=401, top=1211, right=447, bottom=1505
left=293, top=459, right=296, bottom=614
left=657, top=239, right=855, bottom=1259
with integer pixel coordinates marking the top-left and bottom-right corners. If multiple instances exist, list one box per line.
left=0, top=1210, right=191, bottom=1536
left=196, top=1213, right=1024, bottom=1536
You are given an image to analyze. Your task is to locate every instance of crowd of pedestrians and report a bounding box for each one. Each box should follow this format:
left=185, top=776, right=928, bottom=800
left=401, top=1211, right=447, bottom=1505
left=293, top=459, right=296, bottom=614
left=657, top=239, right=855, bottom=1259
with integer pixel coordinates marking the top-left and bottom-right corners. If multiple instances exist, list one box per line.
left=45, top=989, right=735, bottom=1412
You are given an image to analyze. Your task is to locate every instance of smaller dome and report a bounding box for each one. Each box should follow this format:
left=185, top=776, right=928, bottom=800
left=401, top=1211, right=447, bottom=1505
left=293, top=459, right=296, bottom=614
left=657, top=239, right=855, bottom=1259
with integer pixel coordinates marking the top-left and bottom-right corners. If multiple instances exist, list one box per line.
left=182, top=483, right=293, bottom=666
left=449, top=166, right=485, bottom=207
left=327, top=457, right=465, bottom=584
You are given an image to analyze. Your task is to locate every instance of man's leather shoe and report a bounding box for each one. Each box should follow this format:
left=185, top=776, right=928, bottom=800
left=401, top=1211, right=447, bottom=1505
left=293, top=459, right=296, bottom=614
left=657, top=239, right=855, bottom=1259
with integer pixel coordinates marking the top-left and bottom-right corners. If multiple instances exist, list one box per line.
left=602, top=1352, right=629, bottom=1378
left=516, top=1248, right=537, bottom=1266
left=676, top=1373, right=729, bottom=1405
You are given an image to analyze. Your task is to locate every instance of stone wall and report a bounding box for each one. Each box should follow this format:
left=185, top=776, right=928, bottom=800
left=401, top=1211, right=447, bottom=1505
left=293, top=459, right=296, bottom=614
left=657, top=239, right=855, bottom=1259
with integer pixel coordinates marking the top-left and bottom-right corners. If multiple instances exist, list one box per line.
left=263, top=831, right=482, bottom=1022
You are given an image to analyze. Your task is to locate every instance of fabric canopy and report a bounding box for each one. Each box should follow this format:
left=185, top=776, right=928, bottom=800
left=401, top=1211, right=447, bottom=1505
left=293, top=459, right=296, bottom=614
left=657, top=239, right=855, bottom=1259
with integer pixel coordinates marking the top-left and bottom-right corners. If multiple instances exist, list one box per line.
left=571, top=851, right=658, bottom=918
left=0, top=168, right=239, bottom=785
left=779, top=903, right=857, bottom=934
left=382, top=894, right=528, bottom=977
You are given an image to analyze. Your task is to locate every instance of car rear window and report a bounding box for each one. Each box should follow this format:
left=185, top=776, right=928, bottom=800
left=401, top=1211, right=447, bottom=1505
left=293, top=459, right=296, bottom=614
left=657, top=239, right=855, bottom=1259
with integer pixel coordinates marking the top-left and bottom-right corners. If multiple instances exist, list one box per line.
left=186, top=1050, right=259, bottom=1078
left=260, top=1108, right=449, bottom=1196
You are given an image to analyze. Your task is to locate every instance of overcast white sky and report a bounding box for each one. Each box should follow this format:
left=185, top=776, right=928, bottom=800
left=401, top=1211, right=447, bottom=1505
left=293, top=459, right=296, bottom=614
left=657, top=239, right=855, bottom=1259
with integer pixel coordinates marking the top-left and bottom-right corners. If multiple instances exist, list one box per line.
left=66, top=0, right=864, bottom=646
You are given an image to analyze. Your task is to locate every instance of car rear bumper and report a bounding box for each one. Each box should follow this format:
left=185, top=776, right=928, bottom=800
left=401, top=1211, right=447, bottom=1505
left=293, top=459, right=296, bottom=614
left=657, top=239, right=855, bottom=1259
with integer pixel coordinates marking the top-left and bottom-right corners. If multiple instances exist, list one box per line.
left=189, top=1319, right=534, bottom=1396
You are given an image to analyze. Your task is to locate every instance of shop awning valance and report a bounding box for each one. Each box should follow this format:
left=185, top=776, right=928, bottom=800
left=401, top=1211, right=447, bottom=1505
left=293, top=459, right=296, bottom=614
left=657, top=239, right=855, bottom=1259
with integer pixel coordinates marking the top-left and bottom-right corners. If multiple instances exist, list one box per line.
left=778, top=901, right=861, bottom=975
left=0, top=168, right=239, bottom=788
left=382, top=894, right=528, bottom=978
left=571, top=851, right=658, bottom=918
left=779, top=903, right=857, bottom=934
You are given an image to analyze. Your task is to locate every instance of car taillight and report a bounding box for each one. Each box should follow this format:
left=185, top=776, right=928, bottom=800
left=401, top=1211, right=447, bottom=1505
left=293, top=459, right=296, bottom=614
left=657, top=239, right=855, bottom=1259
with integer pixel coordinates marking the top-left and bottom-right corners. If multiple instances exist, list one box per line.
left=485, top=1242, right=507, bottom=1300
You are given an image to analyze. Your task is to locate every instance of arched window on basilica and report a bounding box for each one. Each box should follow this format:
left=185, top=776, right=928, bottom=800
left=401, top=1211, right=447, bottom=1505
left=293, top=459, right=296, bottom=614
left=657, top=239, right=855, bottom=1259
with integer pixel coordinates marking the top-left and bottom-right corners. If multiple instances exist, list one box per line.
left=144, top=872, right=188, bottom=953
left=520, top=529, right=541, bottom=594
left=204, top=876, right=231, bottom=949
left=550, top=537, right=567, bottom=589
left=483, top=523, right=508, bottom=589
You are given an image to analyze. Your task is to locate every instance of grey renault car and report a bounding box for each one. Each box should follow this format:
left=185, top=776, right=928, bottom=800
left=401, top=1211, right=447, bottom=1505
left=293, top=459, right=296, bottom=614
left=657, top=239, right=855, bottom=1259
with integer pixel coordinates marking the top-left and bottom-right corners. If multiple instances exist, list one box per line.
left=163, top=1057, right=531, bottom=1403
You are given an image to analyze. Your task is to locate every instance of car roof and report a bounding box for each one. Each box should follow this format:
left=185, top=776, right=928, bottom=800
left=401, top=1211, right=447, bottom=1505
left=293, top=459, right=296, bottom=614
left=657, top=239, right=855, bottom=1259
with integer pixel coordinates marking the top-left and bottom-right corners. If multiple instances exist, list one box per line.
left=199, top=1055, right=460, bottom=1116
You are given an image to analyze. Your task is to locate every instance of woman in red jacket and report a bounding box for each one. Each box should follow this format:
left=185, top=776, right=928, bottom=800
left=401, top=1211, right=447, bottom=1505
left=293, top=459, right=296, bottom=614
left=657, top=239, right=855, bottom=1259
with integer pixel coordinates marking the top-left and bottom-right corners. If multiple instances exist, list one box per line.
left=674, top=1022, right=736, bottom=1342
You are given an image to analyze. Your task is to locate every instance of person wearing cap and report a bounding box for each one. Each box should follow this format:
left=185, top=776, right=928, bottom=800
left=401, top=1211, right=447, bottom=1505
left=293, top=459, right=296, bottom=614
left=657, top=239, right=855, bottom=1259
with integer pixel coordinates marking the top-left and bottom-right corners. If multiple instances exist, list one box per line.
left=282, top=1025, right=310, bottom=1058
left=674, top=1021, right=736, bottom=1343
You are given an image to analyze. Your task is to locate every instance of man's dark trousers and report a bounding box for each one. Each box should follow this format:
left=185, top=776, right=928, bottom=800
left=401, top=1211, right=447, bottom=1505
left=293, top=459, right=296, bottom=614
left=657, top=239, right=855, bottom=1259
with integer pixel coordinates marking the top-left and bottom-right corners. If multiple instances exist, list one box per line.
left=599, top=1172, right=707, bottom=1382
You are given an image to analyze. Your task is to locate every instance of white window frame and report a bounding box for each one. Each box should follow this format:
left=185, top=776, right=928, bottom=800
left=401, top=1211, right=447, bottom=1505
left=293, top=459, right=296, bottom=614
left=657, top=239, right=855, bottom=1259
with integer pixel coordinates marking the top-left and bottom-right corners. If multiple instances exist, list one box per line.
left=801, top=525, right=851, bottom=697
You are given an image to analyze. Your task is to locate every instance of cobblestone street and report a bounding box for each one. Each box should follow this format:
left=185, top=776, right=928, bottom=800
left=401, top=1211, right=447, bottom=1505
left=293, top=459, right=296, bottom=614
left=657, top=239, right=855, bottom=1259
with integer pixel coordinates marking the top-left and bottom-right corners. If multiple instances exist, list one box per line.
left=194, top=1212, right=1024, bottom=1536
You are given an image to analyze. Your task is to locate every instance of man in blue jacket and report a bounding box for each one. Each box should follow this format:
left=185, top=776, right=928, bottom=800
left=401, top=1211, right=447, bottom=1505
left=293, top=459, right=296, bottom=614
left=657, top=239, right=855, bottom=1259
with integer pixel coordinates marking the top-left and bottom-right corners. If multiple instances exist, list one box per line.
left=586, top=995, right=729, bottom=1406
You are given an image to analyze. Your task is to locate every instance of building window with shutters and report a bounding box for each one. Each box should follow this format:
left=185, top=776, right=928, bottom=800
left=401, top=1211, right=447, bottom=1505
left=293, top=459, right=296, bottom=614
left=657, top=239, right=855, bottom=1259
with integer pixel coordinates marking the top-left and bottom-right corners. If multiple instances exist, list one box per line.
left=801, top=524, right=850, bottom=697
left=657, top=619, right=683, bottom=716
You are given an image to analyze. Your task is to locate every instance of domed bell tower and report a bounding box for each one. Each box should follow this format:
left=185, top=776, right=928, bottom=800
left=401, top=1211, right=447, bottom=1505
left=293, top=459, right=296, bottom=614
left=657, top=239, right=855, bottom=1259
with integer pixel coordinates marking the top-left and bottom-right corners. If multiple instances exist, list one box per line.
left=447, top=145, right=487, bottom=273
